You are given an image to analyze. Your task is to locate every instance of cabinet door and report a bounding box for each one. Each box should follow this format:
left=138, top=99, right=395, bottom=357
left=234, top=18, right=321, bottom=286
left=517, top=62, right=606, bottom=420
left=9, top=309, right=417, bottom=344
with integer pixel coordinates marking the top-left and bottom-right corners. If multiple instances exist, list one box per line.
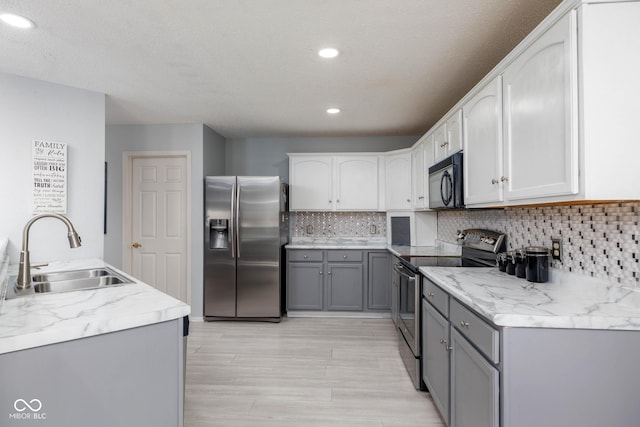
left=385, top=152, right=412, bottom=210
left=289, top=156, right=333, bottom=211
left=327, top=263, right=363, bottom=310
left=502, top=11, right=578, bottom=201
left=463, top=76, right=504, bottom=205
left=335, top=156, right=379, bottom=210
left=367, top=252, right=390, bottom=310
left=451, top=328, right=499, bottom=427
left=411, top=141, right=426, bottom=209
left=446, top=110, right=463, bottom=155
left=422, top=301, right=451, bottom=425
left=433, top=124, right=448, bottom=162
left=287, top=263, right=324, bottom=310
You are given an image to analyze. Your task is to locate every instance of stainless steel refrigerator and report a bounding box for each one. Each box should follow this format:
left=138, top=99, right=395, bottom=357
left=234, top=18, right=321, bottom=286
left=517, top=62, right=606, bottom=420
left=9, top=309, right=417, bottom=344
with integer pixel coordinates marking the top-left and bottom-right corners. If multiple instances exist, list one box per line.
left=204, top=176, right=288, bottom=321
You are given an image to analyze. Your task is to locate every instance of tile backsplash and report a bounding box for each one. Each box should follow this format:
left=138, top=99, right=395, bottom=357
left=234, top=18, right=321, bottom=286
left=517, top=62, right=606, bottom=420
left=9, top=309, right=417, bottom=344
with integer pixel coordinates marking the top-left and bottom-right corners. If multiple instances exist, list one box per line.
left=291, top=212, right=386, bottom=239
left=437, top=202, right=640, bottom=285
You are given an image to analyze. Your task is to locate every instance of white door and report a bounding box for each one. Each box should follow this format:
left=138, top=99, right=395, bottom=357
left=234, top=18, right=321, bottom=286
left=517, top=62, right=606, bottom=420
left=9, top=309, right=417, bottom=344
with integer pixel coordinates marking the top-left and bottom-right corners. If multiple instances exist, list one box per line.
left=502, top=11, right=578, bottom=201
left=463, top=76, right=503, bottom=205
left=411, top=141, right=426, bottom=209
left=128, top=155, right=189, bottom=302
left=385, top=151, right=412, bottom=210
left=289, top=156, right=333, bottom=211
left=334, top=156, right=379, bottom=210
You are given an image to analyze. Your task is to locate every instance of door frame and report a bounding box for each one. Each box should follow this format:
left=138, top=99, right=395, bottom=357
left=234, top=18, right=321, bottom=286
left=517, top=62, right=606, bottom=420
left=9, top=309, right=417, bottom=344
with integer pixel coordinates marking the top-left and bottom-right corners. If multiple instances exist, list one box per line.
left=122, top=151, right=192, bottom=305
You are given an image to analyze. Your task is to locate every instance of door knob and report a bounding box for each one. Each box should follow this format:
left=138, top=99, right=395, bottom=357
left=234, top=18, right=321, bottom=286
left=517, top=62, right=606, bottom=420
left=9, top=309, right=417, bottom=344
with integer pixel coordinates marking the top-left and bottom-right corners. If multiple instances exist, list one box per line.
left=132, top=242, right=142, bottom=248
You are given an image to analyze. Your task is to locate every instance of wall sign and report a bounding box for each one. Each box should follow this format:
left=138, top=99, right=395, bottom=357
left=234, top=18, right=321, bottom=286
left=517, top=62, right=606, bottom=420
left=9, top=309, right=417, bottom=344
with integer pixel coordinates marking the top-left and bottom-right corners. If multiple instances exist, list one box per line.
left=32, top=140, right=67, bottom=214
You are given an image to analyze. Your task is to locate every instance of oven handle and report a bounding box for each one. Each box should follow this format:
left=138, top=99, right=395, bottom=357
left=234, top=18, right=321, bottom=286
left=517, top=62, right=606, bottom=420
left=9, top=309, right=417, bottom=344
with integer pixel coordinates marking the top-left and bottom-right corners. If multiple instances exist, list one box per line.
left=393, top=263, right=416, bottom=282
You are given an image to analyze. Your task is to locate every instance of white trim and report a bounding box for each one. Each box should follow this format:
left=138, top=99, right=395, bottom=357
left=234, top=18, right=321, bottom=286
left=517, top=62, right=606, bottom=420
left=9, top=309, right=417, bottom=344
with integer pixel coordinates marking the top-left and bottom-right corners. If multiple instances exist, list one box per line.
left=122, top=151, right=192, bottom=306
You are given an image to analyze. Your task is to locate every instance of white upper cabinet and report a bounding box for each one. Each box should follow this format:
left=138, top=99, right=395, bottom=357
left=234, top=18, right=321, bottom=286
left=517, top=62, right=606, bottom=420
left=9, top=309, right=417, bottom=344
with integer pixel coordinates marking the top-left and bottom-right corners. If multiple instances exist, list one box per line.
left=335, top=156, right=379, bottom=211
left=463, top=76, right=503, bottom=205
left=434, top=109, right=463, bottom=163
left=385, top=150, right=412, bottom=211
left=446, top=110, right=463, bottom=156
left=411, top=140, right=426, bottom=209
left=289, top=156, right=333, bottom=211
left=412, top=135, right=434, bottom=210
left=288, top=154, right=380, bottom=211
left=502, top=11, right=578, bottom=201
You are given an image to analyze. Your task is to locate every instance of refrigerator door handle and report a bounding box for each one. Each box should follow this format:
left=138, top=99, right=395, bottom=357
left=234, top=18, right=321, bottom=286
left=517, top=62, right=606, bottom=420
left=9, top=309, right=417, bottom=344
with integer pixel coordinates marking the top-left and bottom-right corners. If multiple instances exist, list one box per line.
left=230, top=182, right=236, bottom=258
left=236, top=183, right=241, bottom=258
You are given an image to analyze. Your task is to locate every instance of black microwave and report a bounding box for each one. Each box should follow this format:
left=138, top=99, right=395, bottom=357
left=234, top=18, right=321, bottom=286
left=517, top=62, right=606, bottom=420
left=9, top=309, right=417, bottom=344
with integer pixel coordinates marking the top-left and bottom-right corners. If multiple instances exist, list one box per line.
left=428, top=151, right=464, bottom=209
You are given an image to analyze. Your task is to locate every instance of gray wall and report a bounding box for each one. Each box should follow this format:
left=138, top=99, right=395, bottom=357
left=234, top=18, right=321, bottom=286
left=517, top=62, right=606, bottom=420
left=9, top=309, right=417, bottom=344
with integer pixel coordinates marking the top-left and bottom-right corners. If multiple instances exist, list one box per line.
left=105, top=124, right=225, bottom=318
left=203, top=125, right=226, bottom=176
left=224, top=136, right=418, bottom=178
left=0, top=72, right=105, bottom=263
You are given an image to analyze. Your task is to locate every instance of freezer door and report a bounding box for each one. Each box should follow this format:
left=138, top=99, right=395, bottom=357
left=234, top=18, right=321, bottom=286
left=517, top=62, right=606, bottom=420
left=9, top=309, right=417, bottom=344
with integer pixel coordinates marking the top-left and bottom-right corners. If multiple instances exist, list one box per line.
left=204, top=176, right=237, bottom=317
left=236, top=176, right=282, bottom=318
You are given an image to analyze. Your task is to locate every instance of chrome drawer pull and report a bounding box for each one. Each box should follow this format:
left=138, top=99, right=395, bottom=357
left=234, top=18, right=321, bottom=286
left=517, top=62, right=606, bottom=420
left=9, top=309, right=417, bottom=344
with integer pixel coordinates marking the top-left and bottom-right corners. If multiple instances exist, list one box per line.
left=427, top=292, right=435, bottom=298
left=460, top=321, right=469, bottom=328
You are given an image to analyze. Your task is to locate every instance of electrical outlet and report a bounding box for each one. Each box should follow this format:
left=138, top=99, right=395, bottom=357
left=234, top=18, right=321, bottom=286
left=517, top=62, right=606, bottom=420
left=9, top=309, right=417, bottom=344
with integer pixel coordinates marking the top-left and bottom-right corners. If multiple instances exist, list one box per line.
left=370, top=224, right=377, bottom=235
left=551, top=238, right=562, bottom=261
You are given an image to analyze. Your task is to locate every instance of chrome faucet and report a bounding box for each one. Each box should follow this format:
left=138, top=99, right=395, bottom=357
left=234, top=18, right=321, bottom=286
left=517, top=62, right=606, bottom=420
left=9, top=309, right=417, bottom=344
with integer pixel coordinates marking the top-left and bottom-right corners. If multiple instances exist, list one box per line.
left=16, top=213, right=82, bottom=289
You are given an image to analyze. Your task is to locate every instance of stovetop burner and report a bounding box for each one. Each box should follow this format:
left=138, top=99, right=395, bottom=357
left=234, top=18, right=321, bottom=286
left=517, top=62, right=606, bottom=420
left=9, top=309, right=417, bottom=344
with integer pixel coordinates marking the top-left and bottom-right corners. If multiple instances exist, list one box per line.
left=399, top=228, right=506, bottom=272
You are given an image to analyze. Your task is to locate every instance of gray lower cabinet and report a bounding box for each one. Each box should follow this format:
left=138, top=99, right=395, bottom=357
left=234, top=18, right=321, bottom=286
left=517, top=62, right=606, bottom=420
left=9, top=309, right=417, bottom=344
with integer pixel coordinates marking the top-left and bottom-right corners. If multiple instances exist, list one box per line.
left=287, top=249, right=390, bottom=312
left=287, top=262, right=324, bottom=310
left=422, top=277, right=498, bottom=427
left=0, top=319, right=184, bottom=427
left=422, top=300, right=451, bottom=425
left=368, top=251, right=390, bottom=310
left=451, top=328, right=499, bottom=427
left=327, top=262, right=363, bottom=310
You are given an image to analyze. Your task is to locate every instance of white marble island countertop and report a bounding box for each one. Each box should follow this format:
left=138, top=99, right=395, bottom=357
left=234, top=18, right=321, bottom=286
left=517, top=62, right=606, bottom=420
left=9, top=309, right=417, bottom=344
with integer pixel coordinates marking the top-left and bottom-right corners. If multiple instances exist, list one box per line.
left=420, top=266, right=640, bottom=331
left=0, top=258, right=190, bottom=355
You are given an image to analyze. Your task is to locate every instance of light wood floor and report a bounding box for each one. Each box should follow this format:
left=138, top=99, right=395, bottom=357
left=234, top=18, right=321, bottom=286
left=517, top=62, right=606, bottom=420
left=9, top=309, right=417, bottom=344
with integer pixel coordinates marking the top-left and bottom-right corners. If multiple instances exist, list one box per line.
left=184, top=316, right=446, bottom=427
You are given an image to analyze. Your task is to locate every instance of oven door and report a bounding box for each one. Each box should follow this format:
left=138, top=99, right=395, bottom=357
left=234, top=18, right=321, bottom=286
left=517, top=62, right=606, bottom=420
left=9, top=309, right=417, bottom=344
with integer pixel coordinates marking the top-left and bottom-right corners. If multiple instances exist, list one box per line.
left=394, top=262, right=420, bottom=356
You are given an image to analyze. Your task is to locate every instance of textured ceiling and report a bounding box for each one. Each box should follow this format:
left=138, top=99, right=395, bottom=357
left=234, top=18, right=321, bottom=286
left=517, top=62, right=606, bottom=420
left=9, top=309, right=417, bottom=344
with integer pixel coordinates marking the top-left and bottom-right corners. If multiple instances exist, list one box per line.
left=0, top=0, right=563, bottom=138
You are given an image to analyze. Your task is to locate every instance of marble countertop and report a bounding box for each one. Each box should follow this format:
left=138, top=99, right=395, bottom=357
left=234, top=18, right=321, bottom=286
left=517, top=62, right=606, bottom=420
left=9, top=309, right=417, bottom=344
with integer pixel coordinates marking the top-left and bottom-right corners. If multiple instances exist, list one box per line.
left=387, top=244, right=461, bottom=258
left=0, top=258, right=190, bottom=355
left=420, top=266, right=640, bottom=331
left=286, top=238, right=389, bottom=250
left=286, top=239, right=462, bottom=257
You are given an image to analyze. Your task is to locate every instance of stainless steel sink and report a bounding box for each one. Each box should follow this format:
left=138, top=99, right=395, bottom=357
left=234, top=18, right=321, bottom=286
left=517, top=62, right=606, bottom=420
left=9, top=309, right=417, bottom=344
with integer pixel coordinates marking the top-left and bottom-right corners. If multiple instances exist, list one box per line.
left=31, top=268, right=111, bottom=283
left=5, top=267, right=134, bottom=299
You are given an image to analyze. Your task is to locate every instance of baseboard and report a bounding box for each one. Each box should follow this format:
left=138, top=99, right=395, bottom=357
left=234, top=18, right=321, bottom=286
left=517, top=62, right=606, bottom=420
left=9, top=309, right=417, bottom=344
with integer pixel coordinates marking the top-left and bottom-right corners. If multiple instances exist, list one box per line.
left=286, top=311, right=391, bottom=319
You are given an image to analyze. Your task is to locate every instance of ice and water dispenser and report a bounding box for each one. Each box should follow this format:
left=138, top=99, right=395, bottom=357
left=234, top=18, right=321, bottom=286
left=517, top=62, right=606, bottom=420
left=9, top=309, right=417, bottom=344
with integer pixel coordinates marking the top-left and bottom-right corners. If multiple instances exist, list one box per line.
left=209, top=219, right=229, bottom=249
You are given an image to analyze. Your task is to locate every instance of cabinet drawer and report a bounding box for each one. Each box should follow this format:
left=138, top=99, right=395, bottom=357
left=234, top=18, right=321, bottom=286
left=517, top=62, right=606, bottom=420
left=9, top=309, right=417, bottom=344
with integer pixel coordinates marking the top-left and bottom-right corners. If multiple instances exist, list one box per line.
left=327, top=250, right=363, bottom=262
left=288, top=250, right=323, bottom=262
left=450, top=299, right=499, bottom=364
left=423, top=278, right=449, bottom=317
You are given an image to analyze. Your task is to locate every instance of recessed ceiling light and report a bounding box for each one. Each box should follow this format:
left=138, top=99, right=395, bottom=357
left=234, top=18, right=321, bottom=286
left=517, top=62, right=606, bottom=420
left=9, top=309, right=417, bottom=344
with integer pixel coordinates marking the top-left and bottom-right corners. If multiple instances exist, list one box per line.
left=326, top=108, right=341, bottom=114
left=318, top=48, right=339, bottom=59
left=0, top=13, right=35, bottom=29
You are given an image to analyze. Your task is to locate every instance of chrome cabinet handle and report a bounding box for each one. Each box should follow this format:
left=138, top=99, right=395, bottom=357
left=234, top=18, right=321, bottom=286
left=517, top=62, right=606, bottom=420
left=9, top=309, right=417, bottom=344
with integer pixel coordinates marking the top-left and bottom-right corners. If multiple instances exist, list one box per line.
left=328, top=271, right=332, bottom=275
left=442, top=339, right=452, bottom=351
left=440, top=338, right=445, bottom=344
left=343, top=255, right=347, bottom=259
left=427, top=292, right=435, bottom=298
left=303, top=255, right=308, bottom=259
left=407, top=198, right=411, bottom=203
left=491, top=179, right=499, bottom=184
left=501, top=176, right=508, bottom=182
left=319, top=271, right=323, bottom=275
left=460, top=321, right=469, bottom=328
